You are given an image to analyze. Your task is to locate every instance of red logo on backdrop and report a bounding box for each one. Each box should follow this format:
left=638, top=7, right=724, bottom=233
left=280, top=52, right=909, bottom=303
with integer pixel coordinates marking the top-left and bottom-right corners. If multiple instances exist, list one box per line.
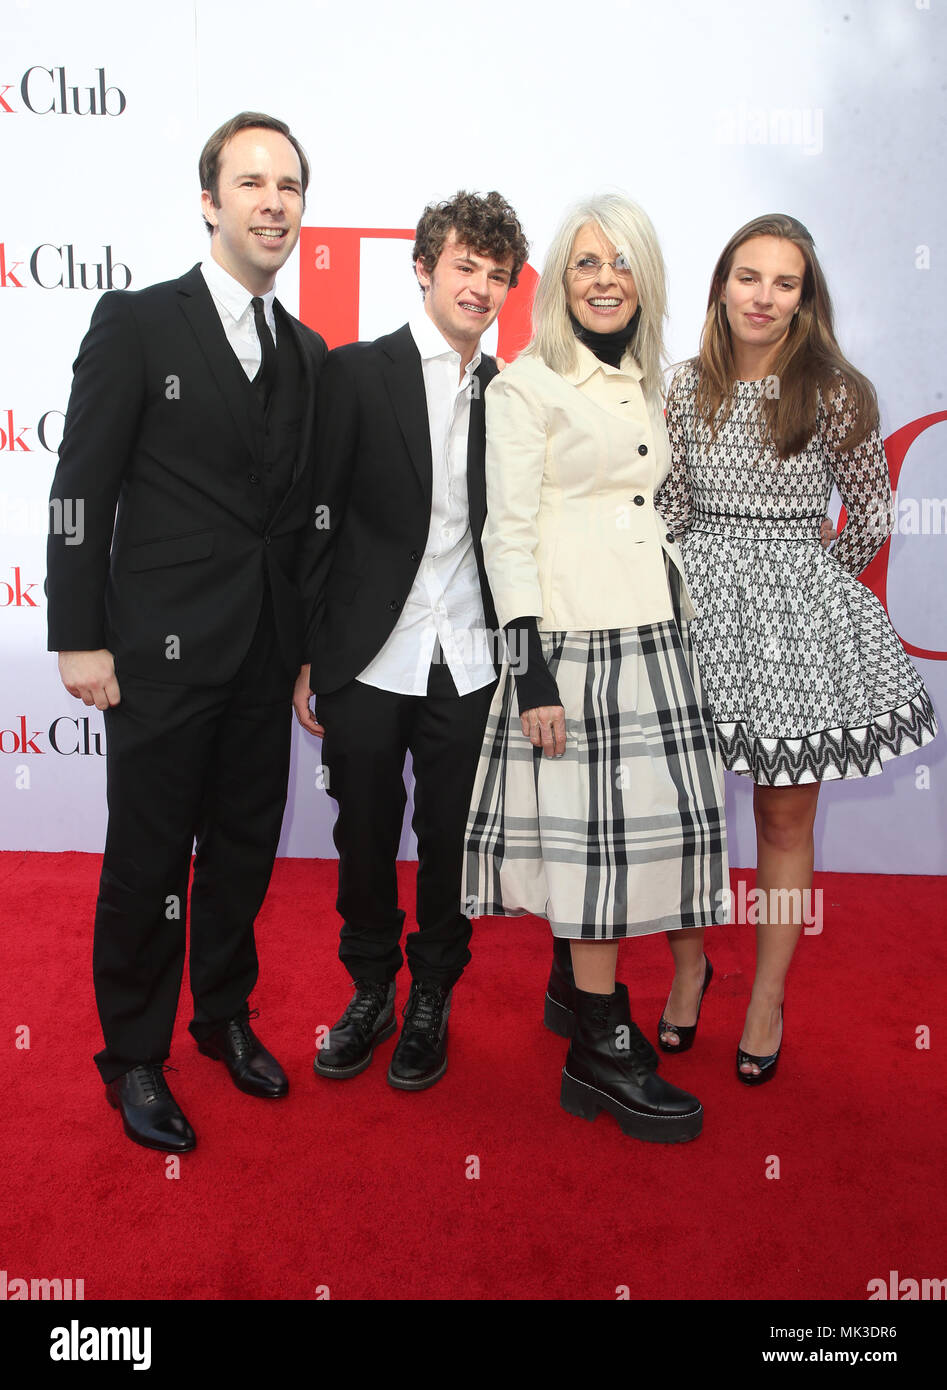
left=0, top=568, right=41, bottom=608
left=0, top=408, right=63, bottom=453
left=0, top=244, right=23, bottom=288
left=0, top=410, right=31, bottom=450
left=0, top=717, right=43, bottom=753
left=848, top=411, right=947, bottom=661
left=0, top=717, right=105, bottom=754
left=298, top=226, right=537, bottom=361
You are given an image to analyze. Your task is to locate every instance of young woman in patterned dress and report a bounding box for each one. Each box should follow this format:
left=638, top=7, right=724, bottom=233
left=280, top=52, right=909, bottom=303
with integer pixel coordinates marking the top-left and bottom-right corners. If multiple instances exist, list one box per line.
left=655, top=213, right=937, bottom=1083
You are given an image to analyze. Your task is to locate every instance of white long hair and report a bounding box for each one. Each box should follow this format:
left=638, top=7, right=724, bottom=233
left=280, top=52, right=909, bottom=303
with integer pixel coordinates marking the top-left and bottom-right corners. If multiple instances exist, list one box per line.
left=526, top=193, right=667, bottom=400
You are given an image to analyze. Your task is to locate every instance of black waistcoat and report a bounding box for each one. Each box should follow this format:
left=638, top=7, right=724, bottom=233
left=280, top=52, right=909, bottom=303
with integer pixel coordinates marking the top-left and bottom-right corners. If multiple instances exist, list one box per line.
left=240, top=316, right=305, bottom=523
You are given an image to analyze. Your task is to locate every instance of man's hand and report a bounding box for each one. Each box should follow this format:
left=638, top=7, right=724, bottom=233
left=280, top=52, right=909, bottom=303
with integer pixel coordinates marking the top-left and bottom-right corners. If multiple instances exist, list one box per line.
left=293, top=663, right=324, bottom=736
left=58, top=650, right=121, bottom=710
left=820, top=517, right=837, bottom=548
left=520, top=704, right=566, bottom=758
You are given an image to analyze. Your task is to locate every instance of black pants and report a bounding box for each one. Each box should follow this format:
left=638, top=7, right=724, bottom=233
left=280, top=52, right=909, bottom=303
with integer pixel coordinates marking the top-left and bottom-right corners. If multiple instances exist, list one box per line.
left=92, top=598, right=294, bottom=1083
left=316, top=658, right=495, bottom=988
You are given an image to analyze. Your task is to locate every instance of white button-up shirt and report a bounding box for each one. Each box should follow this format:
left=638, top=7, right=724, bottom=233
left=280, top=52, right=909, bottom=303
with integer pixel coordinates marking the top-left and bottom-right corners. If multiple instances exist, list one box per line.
left=201, top=256, right=277, bottom=380
left=356, top=307, right=495, bottom=697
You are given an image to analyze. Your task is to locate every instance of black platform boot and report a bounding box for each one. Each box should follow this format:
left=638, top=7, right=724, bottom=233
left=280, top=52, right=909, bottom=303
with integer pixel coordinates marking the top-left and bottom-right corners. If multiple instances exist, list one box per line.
left=560, top=983, right=703, bottom=1143
left=543, top=937, right=577, bottom=1037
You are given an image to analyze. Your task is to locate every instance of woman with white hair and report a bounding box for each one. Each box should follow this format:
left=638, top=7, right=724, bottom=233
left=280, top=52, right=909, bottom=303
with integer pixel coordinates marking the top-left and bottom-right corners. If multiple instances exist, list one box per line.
left=463, top=195, right=727, bottom=1143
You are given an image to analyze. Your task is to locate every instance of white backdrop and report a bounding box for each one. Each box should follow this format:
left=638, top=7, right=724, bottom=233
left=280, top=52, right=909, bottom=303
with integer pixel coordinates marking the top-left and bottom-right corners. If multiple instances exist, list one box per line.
left=2, top=0, right=944, bottom=872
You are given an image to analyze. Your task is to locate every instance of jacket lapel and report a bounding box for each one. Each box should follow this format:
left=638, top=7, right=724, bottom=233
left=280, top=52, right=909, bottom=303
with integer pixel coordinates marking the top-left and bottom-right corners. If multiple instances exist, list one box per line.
left=378, top=324, right=432, bottom=498
left=274, top=301, right=317, bottom=488
left=176, top=265, right=258, bottom=460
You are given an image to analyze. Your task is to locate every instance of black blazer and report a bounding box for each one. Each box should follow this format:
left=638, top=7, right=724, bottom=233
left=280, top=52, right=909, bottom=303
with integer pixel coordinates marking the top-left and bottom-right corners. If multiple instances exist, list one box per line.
left=299, top=323, right=499, bottom=694
left=47, top=265, right=328, bottom=684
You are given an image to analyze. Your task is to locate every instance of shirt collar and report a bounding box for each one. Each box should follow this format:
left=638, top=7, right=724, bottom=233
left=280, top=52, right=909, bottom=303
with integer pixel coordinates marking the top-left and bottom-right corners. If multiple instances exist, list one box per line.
left=563, top=337, right=643, bottom=386
left=201, top=256, right=277, bottom=325
left=409, top=304, right=482, bottom=377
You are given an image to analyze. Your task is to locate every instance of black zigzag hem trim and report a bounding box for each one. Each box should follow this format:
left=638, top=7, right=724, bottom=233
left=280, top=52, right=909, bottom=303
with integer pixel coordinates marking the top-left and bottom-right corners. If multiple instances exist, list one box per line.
left=717, top=688, right=938, bottom=786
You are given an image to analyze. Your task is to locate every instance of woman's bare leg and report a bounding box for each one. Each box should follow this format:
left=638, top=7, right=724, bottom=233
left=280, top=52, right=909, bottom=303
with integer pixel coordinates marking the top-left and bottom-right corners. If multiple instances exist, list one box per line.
left=570, top=941, right=619, bottom=994
left=739, top=781, right=820, bottom=1075
left=660, top=929, right=708, bottom=1045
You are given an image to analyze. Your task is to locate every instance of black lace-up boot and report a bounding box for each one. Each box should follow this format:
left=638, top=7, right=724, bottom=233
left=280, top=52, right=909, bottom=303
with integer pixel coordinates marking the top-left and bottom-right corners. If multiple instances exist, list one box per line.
left=387, top=980, right=452, bottom=1091
left=560, top=983, right=703, bottom=1142
left=313, top=980, right=397, bottom=1079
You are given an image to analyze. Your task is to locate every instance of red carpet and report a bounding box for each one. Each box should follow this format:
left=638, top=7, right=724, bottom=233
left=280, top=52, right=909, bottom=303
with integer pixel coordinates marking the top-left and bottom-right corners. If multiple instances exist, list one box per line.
left=1, top=851, right=944, bottom=1302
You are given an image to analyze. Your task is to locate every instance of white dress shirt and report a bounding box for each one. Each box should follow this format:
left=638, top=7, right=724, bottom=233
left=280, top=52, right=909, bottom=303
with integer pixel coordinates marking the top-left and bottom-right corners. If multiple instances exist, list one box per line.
left=201, top=256, right=277, bottom=379
left=356, top=306, right=495, bottom=697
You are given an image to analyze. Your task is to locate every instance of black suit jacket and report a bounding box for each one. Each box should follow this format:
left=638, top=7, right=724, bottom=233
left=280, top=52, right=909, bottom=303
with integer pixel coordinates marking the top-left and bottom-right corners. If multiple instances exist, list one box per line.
left=299, top=323, right=500, bottom=694
left=47, top=264, right=328, bottom=684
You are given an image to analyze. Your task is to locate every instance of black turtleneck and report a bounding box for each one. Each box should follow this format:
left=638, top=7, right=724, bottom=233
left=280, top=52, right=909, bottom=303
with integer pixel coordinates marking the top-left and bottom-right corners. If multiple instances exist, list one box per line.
left=568, top=306, right=640, bottom=369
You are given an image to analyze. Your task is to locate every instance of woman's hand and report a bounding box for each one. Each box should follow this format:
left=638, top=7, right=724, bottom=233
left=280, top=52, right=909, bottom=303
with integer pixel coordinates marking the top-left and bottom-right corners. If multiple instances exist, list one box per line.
left=520, top=705, right=566, bottom=758
left=820, top=517, right=837, bottom=548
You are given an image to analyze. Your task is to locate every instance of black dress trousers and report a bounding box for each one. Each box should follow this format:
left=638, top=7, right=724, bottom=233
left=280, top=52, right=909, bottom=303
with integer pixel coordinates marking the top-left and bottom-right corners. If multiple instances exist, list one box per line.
left=91, top=592, right=294, bottom=1083
left=316, top=655, right=496, bottom=988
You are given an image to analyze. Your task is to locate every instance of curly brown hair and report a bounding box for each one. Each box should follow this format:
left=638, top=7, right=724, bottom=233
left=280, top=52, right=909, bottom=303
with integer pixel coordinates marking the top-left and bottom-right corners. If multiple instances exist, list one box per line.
left=413, top=190, right=529, bottom=287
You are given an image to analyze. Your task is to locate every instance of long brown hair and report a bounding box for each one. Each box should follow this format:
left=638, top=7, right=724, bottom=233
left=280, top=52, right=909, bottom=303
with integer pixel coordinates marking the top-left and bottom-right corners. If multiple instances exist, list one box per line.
left=696, top=213, right=878, bottom=458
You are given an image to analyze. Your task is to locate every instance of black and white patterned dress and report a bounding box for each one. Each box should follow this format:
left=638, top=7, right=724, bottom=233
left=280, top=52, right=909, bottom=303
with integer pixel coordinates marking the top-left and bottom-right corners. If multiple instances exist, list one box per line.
left=657, top=362, right=937, bottom=785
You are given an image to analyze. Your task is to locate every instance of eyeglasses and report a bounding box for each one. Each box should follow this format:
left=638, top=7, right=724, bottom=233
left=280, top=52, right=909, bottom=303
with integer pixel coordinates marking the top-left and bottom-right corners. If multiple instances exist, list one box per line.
left=566, top=254, right=634, bottom=279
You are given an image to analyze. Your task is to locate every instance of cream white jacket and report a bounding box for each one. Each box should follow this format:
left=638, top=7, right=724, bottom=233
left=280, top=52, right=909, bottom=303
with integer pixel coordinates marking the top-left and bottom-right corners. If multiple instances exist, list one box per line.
left=482, top=343, right=694, bottom=630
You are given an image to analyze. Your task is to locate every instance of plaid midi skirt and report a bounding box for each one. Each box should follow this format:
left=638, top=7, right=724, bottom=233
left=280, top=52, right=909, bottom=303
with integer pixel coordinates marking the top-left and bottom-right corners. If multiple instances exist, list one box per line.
left=463, top=593, right=728, bottom=939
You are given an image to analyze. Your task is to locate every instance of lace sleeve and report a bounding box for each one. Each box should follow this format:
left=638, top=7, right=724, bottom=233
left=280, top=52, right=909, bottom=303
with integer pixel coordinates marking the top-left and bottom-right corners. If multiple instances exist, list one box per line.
left=655, top=365, right=695, bottom=539
left=821, top=376, right=893, bottom=577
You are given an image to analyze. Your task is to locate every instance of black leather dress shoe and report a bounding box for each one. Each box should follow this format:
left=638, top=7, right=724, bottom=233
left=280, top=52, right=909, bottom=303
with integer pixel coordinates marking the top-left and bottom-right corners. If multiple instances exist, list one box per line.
left=314, top=980, right=396, bottom=1078
left=197, top=1014, right=288, bottom=1097
left=106, top=1064, right=196, bottom=1153
left=387, top=980, right=452, bottom=1091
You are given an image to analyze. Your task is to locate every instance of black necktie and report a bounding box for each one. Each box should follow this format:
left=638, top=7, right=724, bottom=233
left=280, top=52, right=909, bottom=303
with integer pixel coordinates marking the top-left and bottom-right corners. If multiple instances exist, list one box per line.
left=251, top=296, right=277, bottom=408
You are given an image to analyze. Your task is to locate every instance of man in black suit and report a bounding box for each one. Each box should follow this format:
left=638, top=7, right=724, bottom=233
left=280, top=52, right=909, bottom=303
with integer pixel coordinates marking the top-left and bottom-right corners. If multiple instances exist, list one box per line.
left=47, top=112, right=327, bottom=1152
left=294, top=192, right=528, bottom=1091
